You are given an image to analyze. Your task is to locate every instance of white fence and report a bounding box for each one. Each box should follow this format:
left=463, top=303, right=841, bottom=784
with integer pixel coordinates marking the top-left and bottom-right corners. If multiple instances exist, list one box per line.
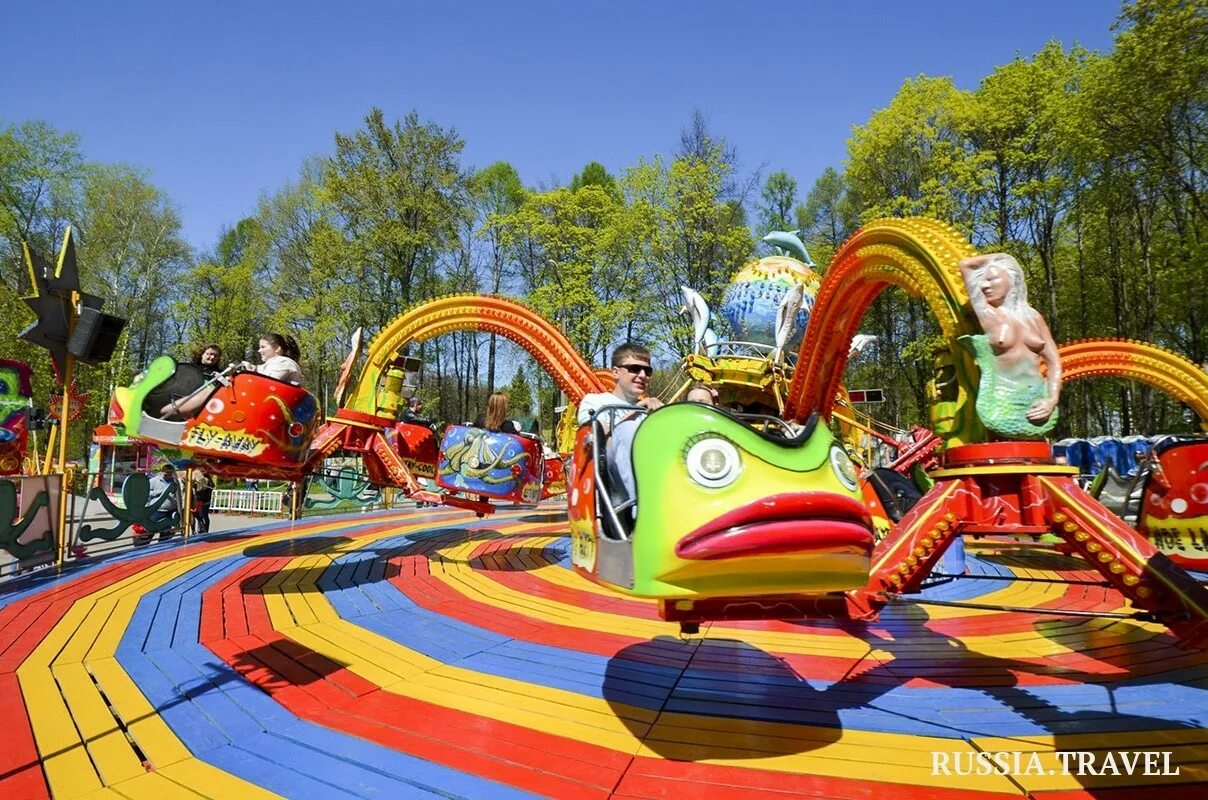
left=210, top=489, right=285, bottom=514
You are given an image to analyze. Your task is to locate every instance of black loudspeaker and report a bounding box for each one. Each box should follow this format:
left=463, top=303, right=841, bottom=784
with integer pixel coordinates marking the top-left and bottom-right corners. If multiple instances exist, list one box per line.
left=68, top=306, right=127, bottom=365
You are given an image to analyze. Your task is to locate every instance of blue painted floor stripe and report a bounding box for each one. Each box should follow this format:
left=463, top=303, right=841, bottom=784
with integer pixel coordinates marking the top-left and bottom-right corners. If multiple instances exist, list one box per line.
left=115, top=554, right=543, bottom=800
left=314, top=530, right=1208, bottom=738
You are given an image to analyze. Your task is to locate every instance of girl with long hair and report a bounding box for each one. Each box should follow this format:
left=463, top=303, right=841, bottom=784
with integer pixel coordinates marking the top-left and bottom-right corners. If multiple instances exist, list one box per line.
left=475, top=391, right=519, bottom=433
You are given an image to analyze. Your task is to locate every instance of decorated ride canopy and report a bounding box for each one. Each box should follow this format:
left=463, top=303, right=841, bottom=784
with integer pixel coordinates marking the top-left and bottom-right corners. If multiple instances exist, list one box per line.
left=718, top=254, right=820, bottom=357
left=675, top=232, right=824, bottom=418
left=1054, top=436, right=1157, bottom=477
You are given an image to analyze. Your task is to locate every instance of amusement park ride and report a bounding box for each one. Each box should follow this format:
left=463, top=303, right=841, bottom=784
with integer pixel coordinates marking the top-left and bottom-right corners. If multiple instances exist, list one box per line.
left=33, top=216, right=1208, bottom=650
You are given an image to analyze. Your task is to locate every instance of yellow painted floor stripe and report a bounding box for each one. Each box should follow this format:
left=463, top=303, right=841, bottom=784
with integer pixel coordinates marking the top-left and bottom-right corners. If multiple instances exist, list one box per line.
left=256, top=522, right=1057, bottom=791
left=16, top=511, right=420, bottom=798
left=19, top=505, right=1201, bottom=796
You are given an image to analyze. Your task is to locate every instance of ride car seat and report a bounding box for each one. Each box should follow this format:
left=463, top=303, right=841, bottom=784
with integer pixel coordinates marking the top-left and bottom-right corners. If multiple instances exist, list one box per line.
left=143, top=362, right=212, bottom=420
left=591, top=415, right=636, bottom=540
left=866, top=467, right=924, bottom=523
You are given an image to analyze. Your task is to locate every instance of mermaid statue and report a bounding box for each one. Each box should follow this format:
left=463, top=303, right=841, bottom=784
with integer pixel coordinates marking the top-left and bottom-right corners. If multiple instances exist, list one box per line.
left=958, top=253, right=1061, bottom=439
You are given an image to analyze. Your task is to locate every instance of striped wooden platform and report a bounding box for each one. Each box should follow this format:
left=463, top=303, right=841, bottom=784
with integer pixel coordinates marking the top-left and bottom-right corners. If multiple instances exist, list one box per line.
left=1, top=505, right=1205, bottom=799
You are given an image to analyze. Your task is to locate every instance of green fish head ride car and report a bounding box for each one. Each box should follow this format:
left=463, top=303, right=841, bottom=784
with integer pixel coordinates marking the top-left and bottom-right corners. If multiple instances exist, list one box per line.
left=573, top=403, right=874, bottom=600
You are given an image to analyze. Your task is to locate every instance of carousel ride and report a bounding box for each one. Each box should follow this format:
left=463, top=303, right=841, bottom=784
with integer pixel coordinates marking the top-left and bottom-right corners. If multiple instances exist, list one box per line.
left=5, top=218, right=1208, bottom=798
left=89, top=219, right=1208, bottom=645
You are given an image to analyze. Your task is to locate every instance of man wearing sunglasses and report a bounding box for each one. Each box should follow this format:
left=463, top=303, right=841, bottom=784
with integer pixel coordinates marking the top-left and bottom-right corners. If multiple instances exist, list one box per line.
left=577, top=342, right=664, bottom=426
left=577, top=343, right=665, bottom=509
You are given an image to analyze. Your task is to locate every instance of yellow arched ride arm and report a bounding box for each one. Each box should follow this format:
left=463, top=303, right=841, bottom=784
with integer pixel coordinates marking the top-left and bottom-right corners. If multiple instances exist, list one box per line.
left=343, top=295, right=608, bottom=417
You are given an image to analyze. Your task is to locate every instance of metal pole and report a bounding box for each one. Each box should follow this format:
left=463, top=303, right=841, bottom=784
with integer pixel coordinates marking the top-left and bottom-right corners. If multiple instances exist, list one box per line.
left=42, top=424, right=57, bottom=475
left=182, top=466, right=195, bottom=540
left=55, top=352, right=75, bottom=568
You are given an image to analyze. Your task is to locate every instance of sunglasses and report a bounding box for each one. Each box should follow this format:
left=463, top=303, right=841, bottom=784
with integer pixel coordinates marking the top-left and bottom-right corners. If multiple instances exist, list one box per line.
left=616, top=363, right=653, bottom=377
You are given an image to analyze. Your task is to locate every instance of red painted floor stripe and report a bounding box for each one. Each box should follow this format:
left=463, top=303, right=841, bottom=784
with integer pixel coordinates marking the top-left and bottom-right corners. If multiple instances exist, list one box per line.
left=390, top=541, right=1143, bottom=686
left=0, top=672, right=49, bottom=800
left=198, top=561, right=635, bottom=799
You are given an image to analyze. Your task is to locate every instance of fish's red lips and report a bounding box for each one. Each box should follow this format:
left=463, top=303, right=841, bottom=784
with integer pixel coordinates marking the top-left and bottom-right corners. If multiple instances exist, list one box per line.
left=675, top=492, right=874, bottom=560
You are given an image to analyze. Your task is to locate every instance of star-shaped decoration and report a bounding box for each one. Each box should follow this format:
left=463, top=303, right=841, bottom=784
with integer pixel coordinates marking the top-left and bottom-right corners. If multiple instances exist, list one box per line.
left=50, top=380, right=90, bottom=422
left=18, top=228, right=104, bottom=375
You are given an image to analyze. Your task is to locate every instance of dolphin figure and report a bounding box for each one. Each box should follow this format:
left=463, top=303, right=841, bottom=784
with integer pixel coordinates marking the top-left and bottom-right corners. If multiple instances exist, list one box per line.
left=763, top=230, right=815, bottom=266
left=772, top=283, right=805, bottom=363
left=848, top=334, right=878, bottom=359
left=680, top=286, right=718, bottom=354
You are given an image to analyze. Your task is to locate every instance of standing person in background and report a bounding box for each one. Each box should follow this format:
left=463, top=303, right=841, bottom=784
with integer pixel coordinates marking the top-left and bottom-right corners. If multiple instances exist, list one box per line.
left=146, top=464, right=180, bottom=542
left=191, top=470, right=214, bottom=534
left=241, top=333, right=304, bottom=385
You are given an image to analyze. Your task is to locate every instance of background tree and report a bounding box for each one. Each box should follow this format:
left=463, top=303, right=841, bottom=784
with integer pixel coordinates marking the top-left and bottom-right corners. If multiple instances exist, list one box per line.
left=504, top=368, right=535, bottom=417
left=797, top=166, right=860, bottom=266
left=321, top=107, right=471, bottom=330
left=758, top=170, right=798, bottom=235
left=473, top=161, right=525, bottom=392
left=0, top=120, right=86, bottom=295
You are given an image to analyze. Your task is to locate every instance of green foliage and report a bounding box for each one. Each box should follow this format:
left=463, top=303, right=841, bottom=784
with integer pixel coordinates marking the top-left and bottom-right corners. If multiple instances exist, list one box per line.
left=758, top=170, right=797, bottom=235
left=473, top=161, right=526, bottom=392
left=619, top=144, right=754, bottom=356
left=82, top=163, right=191, bottom=369
left=321, top=107, right=470, bottom=328
left=0, top=120, right=86, bottom=295
left=490, top=183, right=637, bottom=363
left=847, top=75, right=983, bottom=232
left=797, top=166, right=860, bottom=267
left=257, top=164, right=358, bottom=406
left=4, top=3, right=1206, bottom=458
left=504, top=369, right=535, bottom=415
left=569, top=161, right=618, bottom=196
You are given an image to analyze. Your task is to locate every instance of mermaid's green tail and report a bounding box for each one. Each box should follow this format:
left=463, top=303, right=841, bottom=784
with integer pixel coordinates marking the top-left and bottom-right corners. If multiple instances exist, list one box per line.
left=960, top=335, right=1058, bottom=440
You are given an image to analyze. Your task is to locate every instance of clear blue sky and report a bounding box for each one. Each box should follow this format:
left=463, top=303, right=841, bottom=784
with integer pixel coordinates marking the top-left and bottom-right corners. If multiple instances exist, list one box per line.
left=3, top=1, right=1120, bottom=252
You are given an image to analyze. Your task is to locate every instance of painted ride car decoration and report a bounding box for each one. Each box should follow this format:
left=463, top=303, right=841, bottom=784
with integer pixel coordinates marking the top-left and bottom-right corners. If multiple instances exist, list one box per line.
left=1139, top=436, right=1208, bottom=571
left=569, top=403, right=873, bottom=603
left=0, top=359, right=33, bottom=476
left=437, top=425, right=544, bottom=504
left=103, top=355, right=320, bottom=471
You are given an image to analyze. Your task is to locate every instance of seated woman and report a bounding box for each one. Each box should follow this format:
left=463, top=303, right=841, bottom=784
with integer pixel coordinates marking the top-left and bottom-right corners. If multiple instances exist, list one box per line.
left=241, top=333, right=304, bottom=385
left=474, top=391, right=520, bottom=434
left=193, top=343, right=224, bottom=378
left=158, top=343, right=226, bottom=418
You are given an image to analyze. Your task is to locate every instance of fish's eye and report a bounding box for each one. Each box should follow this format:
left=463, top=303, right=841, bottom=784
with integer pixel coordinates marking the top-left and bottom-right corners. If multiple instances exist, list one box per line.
left=686, top=438, right=741, bottom=489
left=829, top=445, right=859, bottom=491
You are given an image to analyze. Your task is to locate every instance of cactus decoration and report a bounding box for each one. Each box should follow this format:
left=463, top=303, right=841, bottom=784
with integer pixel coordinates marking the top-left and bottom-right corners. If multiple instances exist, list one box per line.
left=305, top=467, right=380, bottom=510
